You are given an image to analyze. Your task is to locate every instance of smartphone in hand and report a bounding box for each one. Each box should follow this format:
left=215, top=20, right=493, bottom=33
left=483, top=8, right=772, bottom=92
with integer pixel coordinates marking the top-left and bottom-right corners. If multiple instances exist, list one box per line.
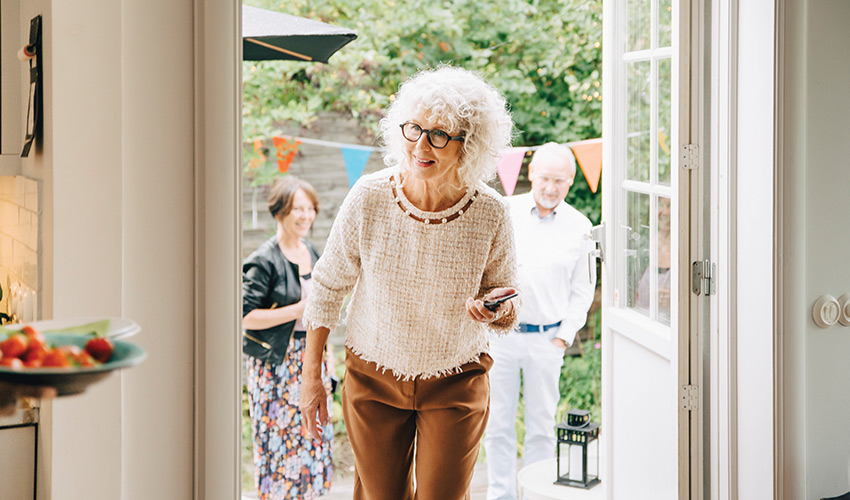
left=483, top=292, right=518, bottom=312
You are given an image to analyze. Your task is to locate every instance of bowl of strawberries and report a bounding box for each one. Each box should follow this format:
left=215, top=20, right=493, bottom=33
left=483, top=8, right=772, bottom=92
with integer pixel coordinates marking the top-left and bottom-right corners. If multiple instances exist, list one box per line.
left=0, top=322, right=146, bottom=396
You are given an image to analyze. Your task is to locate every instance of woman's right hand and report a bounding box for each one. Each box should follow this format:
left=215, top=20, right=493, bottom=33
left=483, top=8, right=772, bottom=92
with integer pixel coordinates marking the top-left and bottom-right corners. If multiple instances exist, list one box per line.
left=299, top=369, right=329, bottom=441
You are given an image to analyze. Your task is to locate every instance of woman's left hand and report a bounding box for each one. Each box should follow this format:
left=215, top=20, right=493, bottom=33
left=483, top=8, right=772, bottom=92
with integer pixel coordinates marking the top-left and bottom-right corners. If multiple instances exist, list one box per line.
left=0, top=382, right=56, bottom=416
left=466, top=287, right=516, bottom=324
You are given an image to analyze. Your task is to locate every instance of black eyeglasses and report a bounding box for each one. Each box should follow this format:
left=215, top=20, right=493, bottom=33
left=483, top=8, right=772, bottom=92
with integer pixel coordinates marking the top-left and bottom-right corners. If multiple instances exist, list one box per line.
left=399, top=122, right=465, bottom=149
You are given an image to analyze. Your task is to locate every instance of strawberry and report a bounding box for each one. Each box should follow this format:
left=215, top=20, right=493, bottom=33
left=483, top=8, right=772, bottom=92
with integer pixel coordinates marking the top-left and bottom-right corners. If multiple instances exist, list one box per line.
left=84, top=337, right=114, bottom=363
left=42, top=348, right=71, bottom=368
left=21, top=325, right=41, bottom=338
left=64, top=346, right=96, bottom=367
left=22, top=325, right=48, bottom=356
left=0, top=356, right=24, bottom=369
left=23, top=358, right=42, bottom=368
left=0, top=334, right=28, bottom=358
left=23, top=341, right=47, bottom=364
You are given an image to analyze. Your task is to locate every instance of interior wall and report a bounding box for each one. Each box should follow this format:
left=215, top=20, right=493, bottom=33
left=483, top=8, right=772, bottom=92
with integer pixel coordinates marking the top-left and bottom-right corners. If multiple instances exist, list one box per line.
left=782, top=1, right=850, bottom=499
left=780, top=0, right=808, bottom=498
left=48, top=0, right=124, bottom=497
left=40, top=0, right=195, bottom=499
left=798, top=1, right=850, bottom=498
left=121, top=0, right=195, bottom=498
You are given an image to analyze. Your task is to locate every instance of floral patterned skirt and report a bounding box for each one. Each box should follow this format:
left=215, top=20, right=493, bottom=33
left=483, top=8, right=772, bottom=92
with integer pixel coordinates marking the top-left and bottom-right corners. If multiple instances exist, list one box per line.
left=247, top=337, right=333, bottom=500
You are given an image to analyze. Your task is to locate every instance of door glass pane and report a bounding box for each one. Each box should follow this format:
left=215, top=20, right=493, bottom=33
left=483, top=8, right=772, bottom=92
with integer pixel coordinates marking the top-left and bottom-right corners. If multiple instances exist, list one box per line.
left=627, top=61, right=651, bottom=182
left=657, top=58, right=672, bottom=185
left=626, top=191, right=650, bottom=315
left=656, top=196, right=672, bottom=325
left=658, top=0, right=673, bottom=48
left=627, top=0, right=651, bottom=51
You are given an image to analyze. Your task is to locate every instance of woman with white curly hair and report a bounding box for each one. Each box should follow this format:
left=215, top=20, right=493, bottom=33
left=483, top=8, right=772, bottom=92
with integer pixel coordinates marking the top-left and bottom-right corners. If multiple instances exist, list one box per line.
left=299, top=65, right=519, bottom=500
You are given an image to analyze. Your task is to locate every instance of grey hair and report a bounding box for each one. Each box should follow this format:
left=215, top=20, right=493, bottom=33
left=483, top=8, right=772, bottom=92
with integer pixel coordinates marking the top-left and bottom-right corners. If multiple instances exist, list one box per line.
left=379, top=66, right=514, bottom=188
left=530, top=142, right=577, bottom=178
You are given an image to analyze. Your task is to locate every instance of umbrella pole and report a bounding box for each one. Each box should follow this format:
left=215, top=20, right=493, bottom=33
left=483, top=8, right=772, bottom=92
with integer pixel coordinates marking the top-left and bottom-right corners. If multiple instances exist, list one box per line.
left=246, top=38, right=313, bottom=61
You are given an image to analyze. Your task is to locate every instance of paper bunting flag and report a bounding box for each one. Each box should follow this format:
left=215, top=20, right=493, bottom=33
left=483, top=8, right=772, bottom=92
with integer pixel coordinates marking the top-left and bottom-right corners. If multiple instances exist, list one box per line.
left=496, top=148, right=527, bottom=196
left=249, top=139, right=267, bottom=170
left=272, top=136, right=301, bottom=173
left=341, top=147, right=372, bottom=187
left=569, top=139, right=603, bottom=193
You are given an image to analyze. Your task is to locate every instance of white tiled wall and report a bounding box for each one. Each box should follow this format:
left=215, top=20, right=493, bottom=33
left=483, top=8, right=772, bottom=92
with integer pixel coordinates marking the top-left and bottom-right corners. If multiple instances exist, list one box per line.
left=0, top=175, right=39, bottom=321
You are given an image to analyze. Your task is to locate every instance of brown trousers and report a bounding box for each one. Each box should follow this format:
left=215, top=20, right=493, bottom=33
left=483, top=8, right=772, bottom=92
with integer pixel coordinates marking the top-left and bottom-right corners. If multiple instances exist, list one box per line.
left=342, top=347, right=493, bottom=500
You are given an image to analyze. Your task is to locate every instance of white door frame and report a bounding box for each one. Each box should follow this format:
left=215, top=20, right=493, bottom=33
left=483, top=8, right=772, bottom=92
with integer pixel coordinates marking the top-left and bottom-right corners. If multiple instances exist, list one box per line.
left=708, top=0, right=738, bottom=499
left=193, top=0, right=243, bottom=499
left=734, top=0, right=778, bottom=498
left=188, top=1, right=785, bottom=499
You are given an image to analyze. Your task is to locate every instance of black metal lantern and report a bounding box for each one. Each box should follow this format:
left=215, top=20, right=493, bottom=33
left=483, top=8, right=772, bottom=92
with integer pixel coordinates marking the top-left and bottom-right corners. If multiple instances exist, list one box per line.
left=554, top=409, right=600, bottom=488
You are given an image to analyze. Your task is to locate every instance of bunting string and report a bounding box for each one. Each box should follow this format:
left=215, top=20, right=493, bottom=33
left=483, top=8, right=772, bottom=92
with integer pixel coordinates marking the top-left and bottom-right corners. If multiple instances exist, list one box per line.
left=279, top=134, right=378, bottom=151
left=256, top=135, right=603, bottom=192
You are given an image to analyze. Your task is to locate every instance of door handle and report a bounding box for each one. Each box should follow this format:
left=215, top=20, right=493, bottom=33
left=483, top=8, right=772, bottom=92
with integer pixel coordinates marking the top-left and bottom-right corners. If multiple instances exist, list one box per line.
left=585, top=222, right=606, bottom=284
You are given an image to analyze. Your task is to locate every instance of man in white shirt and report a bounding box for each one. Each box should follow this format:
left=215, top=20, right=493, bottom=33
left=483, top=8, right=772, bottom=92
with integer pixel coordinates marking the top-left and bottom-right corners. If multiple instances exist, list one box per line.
left=484, top=142, right=596, bottom=500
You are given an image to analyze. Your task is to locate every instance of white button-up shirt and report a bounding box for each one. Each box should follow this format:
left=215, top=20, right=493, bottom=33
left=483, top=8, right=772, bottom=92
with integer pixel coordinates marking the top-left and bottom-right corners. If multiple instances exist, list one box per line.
left=508, top=192, right=596, bottom=345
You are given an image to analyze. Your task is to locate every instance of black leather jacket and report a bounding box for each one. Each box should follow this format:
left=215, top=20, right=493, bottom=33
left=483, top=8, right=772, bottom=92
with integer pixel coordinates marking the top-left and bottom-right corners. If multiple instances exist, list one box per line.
left=242, top=237, right=320, bottom=365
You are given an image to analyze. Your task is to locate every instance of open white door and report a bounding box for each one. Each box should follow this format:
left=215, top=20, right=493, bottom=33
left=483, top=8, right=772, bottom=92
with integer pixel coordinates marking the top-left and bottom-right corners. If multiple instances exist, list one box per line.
left=599, top=0, right=692, bottom=497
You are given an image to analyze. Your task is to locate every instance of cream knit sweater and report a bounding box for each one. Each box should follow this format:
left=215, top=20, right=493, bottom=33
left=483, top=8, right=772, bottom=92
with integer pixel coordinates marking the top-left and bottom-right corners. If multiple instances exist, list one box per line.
left=303, top=168, right=519, bottom=379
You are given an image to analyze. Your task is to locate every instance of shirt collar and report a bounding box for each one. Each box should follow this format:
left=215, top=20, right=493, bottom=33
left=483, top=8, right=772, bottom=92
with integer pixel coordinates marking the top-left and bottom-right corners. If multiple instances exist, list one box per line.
left=530, top=204, right=557, bottom=221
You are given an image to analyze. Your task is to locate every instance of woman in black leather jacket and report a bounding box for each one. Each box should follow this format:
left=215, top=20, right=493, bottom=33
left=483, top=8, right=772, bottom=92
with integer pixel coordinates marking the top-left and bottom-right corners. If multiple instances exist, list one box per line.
left=242, top=176, right=333, bottom=500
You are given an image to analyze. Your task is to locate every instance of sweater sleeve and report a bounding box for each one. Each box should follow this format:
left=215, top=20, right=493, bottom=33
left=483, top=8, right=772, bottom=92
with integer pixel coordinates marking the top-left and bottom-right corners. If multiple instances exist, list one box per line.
left=478, top=203, right=520, bottom=334
left=302, top=186, right=363, bottom=331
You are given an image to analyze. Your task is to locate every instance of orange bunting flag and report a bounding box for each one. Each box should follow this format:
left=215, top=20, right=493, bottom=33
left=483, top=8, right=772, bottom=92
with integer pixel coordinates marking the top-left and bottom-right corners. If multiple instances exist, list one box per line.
left=253, top=139, right=267, bottom=163
left=496, top=148, right=527, bottom=196
left=272, top=136, right=302, bottom=174
left=569, top=138, right=603, bottom=193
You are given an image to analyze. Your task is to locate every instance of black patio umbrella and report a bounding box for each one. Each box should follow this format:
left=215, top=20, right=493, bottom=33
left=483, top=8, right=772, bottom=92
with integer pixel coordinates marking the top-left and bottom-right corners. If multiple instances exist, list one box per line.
left=243, top=5, right=357, bottom=62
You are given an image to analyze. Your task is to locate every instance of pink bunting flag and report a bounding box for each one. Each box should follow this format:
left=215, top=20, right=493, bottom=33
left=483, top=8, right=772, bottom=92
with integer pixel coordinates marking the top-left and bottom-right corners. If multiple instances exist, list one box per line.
left=496, top=148, right=527, bottom=196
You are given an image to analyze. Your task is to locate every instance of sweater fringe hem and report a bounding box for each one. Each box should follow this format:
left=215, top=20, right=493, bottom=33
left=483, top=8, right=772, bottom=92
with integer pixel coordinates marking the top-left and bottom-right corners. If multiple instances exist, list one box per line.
left=302, top=319, right=339, bottom=332
left=344, top=342, right=485, bottom=381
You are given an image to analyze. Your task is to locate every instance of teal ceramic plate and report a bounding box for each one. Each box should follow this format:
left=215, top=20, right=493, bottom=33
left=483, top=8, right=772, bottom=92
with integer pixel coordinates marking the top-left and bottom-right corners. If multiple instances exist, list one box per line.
left=0, top=333, right=147, bottom=396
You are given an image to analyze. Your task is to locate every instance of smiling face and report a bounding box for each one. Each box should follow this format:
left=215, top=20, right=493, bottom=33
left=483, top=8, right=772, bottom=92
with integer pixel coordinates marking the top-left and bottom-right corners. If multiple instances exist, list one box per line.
left=402, top=110, right=463, bottom=185
left=278, top=188, right=316, bottom=239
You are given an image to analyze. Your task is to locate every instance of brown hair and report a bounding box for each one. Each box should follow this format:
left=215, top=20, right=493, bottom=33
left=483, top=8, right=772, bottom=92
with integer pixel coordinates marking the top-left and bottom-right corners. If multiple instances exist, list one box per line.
left=267, top=176, right=319, bottom=220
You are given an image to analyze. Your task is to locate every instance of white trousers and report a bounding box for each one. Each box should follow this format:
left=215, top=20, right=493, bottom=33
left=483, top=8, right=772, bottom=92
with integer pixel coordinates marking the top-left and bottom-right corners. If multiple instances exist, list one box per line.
left=484, top=331, right=566, bottom=500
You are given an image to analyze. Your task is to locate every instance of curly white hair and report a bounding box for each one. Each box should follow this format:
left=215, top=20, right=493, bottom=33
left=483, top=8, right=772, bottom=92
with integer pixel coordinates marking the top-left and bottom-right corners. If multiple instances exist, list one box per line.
left=379, top=66, right=514, bottom=188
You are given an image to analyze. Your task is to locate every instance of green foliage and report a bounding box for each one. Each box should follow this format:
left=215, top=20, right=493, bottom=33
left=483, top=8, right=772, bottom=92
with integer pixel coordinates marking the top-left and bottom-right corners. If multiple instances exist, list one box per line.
left=332, top=346, right=346, bottom=436
left=242, top=0, right=602, bottom=218
left=557, top=338, right=602, bottom=423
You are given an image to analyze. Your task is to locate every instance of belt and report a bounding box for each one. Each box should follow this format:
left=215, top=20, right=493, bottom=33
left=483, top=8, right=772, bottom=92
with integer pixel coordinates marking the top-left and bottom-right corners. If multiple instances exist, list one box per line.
left=517, top=321, right=561, bottom=333
left=293, top=330, right=307, bottom=339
